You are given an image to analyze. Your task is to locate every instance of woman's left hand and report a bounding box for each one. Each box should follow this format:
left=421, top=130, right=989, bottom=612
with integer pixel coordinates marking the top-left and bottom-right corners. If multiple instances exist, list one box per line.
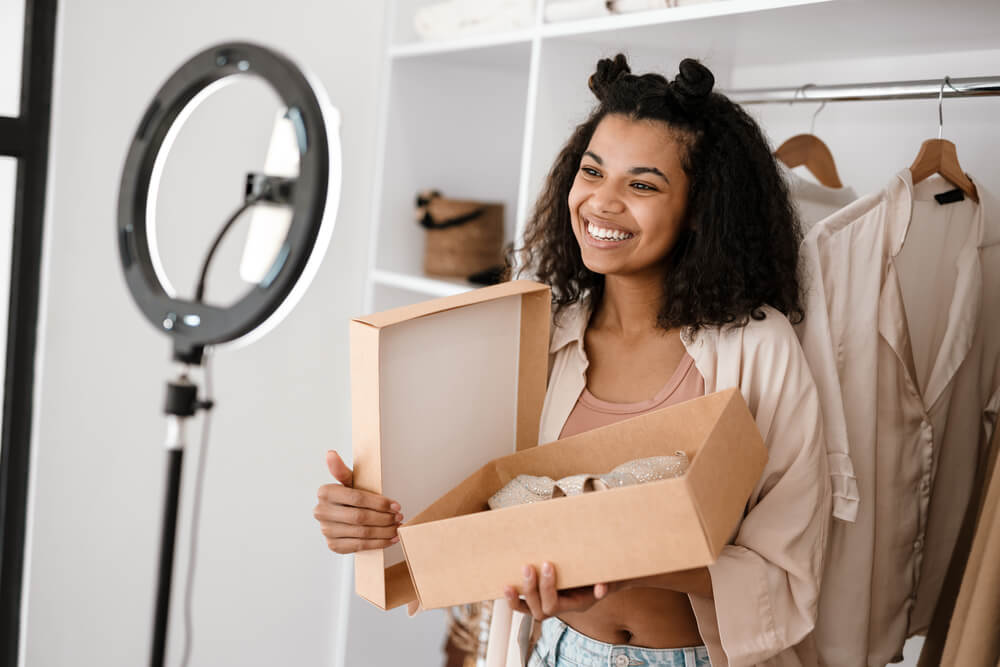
left=504, top=562, right=624, bottom=621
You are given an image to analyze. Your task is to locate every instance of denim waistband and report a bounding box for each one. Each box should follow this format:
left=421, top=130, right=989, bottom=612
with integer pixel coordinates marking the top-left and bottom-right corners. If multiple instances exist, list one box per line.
left=528, top=617, right=711, bottom=667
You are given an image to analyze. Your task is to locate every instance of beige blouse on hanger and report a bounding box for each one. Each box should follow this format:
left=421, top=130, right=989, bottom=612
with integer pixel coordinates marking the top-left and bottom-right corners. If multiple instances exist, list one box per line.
left=798, top=169, right=1000, bottom=667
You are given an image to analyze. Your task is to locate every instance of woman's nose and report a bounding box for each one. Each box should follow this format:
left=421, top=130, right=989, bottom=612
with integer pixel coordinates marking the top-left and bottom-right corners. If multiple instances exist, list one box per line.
left=589, top=181, right=625, bottom=214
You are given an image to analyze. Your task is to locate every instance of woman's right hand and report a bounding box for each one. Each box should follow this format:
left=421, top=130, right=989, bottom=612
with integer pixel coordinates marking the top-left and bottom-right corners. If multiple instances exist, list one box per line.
left=314, top=450, right=403, bottom=554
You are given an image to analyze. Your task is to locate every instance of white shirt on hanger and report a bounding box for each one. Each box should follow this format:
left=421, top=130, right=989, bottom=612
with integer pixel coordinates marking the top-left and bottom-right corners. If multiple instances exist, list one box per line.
left=797, top=169, right=1000, bottom=667
left=779, top=163, right=858, bottom=232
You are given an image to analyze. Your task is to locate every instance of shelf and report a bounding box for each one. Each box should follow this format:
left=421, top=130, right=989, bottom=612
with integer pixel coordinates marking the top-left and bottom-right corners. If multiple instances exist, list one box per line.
left=389, top=0, right=1000, bottom=68
left=389, top=29, right=534, bottom=61
left=538, top=0, right=832, bottom=39
left=374, top=55, right=528, bottom=277
left=541, top=0, right=1000, bottom=66
left=387, top=0, right=834, bottom=60
left=372, top=269, right=478, bottom=298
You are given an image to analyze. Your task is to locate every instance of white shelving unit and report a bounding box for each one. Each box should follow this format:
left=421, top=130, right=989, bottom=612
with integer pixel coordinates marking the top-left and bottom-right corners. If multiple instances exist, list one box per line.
left=344, top=0, right=1000, bottom=664
left=362, top=0, right=1000, bottom=316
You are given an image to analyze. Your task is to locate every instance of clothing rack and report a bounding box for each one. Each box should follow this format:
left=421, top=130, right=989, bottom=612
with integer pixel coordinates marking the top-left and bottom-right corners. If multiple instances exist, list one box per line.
left=725, top=76, right=1000, bottom=104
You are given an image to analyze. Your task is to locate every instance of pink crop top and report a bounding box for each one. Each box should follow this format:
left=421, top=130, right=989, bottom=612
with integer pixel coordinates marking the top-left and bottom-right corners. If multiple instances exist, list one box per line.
left=559, top=352, right=706, bottom=439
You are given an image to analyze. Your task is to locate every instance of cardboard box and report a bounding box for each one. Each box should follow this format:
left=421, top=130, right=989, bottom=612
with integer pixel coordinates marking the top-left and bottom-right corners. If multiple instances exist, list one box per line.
left=350, top=280, right=551, bottom=610
left=398, top=388, right=768, bottom=610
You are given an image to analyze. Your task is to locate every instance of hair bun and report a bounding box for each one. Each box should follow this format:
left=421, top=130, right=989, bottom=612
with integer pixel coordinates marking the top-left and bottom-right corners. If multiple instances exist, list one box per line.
left=672, top=58, right=714, bottom=103
left=588, top=53, right=631, bottom=101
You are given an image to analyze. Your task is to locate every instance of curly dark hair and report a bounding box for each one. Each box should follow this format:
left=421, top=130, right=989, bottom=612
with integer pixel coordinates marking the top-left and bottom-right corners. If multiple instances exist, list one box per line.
left=513, top=54, right=803, bottom=331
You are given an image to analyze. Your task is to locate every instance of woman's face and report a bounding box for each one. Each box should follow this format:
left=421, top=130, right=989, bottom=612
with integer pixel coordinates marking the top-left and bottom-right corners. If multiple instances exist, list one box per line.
left=568, top=114, right=690, bottom=280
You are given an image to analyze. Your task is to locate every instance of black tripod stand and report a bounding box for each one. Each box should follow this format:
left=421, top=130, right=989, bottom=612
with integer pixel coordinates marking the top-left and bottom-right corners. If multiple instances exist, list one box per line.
left=151, top=359, right=213, bottom=667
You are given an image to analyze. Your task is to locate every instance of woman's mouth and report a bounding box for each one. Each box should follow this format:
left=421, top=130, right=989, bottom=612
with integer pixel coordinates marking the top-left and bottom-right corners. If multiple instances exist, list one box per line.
left=585, top=219, right=635, bottom=245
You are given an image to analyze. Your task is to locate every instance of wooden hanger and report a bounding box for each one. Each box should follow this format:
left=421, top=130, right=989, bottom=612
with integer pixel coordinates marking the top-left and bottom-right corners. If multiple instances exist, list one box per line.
left=909, top=77, right=978, bottom=202
left=910, top=139, right=978, bottom=202
left=775, top=93, right=844, bottom=189
left=776, top=133, right=844, bottom=189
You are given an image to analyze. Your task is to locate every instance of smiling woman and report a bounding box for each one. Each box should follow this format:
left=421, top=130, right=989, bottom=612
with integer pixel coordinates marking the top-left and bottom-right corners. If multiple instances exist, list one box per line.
left=498, top=55, right=830, bottom=667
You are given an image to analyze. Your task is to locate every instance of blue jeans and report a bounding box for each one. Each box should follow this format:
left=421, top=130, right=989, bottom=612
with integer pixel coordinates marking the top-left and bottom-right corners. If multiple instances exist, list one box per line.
left=528, top=617, right=712, bottom=667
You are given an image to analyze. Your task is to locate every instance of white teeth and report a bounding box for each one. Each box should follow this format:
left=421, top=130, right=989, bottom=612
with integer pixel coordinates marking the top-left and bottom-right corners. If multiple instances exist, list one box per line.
left=587, top=221, right=633, bottom=241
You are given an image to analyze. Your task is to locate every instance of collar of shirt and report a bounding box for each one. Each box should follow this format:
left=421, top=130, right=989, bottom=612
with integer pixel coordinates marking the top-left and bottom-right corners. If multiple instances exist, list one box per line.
left=548, top=298, right=590, bottom=355
left=780, top=162, right=858, bottom=209
left=883, top=169, right=992, bottom=410
left=888, top=168, right=993, bottom=254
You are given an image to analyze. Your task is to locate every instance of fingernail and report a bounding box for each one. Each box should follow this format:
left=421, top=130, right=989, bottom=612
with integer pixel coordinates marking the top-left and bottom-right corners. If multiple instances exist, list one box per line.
left=395, top=513, right=404, bottom=523
left=542, top=562, right=553, bottom=577
left=390, top=502, right=401, bottom=512
left=522, top=565, right=532, bottom=579
left=390, top=536, right=400, bottom=544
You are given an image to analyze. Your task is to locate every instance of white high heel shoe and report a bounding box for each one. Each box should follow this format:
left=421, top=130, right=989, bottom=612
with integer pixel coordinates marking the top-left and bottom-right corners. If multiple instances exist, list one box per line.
left=487, top=452, right=689, bottom=509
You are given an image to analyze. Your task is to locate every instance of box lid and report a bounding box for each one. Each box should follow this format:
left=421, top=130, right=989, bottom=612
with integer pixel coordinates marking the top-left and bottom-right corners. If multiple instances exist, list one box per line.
left=350, top=280, right=551, bottom=609
left=353, top=280, right=550, bottom=330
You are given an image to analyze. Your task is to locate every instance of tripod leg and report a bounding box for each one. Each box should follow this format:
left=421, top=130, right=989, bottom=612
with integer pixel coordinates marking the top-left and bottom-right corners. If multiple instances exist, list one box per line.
left=151, top=448, right=184, bottom=667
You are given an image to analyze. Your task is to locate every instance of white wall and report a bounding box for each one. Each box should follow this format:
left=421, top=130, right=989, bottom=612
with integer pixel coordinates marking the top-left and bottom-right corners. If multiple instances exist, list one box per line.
left=23, top=2, right=385, bottom=666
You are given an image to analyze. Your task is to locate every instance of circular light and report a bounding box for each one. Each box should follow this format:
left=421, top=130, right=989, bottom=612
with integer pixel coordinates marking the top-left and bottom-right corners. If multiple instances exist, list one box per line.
left=117, top=42, right=341, bottom=363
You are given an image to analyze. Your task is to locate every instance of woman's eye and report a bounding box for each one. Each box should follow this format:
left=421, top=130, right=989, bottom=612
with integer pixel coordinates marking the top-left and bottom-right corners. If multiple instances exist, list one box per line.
left=580, top=166, right=601, bottom=178
left=631, top=182, right=657, bottom=192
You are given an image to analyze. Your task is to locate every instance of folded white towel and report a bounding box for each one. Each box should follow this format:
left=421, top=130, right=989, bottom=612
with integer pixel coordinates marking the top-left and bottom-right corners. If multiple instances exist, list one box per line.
left=610, top=0, right=668, bottom=12
left=414, top=0, right=535, bottom=41
left=544, top=0, right=612, bottom=22
left=610, top=0, right=717, bottom=11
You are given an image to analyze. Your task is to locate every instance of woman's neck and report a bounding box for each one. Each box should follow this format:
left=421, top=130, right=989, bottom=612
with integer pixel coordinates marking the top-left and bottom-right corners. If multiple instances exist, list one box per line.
left=591, top=273, right=665, bottom=340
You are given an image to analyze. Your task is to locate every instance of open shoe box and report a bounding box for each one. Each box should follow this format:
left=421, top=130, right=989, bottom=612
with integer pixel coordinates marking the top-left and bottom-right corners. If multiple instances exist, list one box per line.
left=350, top=280, right=768, bottom=611
left=350, top=280, right=551, bottom=610
left=398, top=387, right=768, bottom=610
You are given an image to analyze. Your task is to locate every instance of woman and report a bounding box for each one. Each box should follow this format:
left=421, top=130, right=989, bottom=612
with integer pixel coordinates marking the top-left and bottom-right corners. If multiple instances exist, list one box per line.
left=315, top=56, right=833, bottom=667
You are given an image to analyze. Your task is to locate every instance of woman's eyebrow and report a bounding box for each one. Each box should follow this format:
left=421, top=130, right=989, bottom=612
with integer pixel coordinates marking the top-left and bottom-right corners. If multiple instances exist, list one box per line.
left=583, top=150, right=669, bottom=184
left=629, top=166, right=669, bottom=183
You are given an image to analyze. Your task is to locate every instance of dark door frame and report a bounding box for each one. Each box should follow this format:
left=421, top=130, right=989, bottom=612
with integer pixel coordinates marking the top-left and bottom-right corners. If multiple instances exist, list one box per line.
left=0, top=0, right=58, bottom=663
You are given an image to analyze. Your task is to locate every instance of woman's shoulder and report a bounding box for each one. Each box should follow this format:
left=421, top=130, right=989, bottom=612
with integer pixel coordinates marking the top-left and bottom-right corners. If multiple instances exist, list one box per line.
left=691, top=304, right=800, bottom=351
left=742, top=305, right=800, bottom=345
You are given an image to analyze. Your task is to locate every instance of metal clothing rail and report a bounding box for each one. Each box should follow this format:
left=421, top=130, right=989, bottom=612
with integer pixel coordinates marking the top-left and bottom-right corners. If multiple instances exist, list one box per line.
left=724, top=76, right=1000, bottom=104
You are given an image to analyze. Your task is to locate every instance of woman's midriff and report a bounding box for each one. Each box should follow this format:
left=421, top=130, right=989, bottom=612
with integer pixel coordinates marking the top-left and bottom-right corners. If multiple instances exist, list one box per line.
left=553, top=345, right=707, bottom=648
left=557, top=588, right=702, bottom=647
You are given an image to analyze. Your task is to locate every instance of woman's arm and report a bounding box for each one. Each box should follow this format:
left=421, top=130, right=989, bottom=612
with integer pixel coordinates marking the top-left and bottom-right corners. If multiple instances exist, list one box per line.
left=686, top=310, right=832, bottom=666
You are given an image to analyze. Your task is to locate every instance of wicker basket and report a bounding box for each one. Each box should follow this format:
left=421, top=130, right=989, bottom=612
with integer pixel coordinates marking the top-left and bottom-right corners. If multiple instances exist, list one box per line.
left=417, top=190, right=504, bottom=278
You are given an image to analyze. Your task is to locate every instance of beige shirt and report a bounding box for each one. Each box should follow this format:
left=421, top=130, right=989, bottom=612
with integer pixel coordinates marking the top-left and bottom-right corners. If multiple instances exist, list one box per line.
left=797, top=170, right=1000, bottom=667
left=527, top=300, right=833, bottom=667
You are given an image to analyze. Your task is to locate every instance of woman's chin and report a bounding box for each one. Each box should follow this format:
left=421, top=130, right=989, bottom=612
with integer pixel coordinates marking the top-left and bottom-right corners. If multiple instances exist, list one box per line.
left=581, top=256, right=620, bottom=276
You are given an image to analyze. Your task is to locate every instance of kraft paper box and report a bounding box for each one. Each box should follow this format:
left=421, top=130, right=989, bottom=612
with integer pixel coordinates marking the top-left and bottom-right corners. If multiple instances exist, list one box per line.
left=398, top=388, right=768, bottom=610
left=350, top=280, right=551, bottom=610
